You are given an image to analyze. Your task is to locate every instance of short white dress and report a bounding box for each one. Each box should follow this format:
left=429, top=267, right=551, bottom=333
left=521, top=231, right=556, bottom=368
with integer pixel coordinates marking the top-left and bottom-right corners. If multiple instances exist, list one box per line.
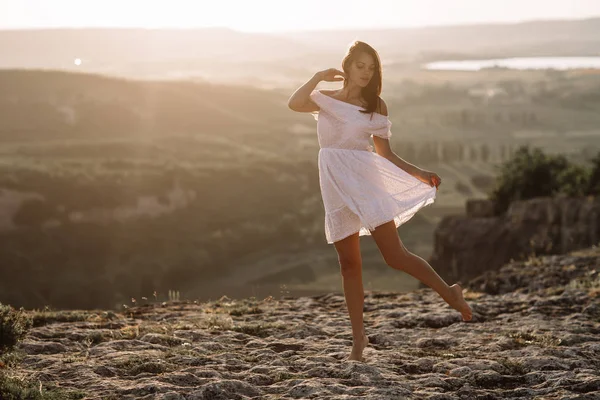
left=310, top=89, right=437, bottom=244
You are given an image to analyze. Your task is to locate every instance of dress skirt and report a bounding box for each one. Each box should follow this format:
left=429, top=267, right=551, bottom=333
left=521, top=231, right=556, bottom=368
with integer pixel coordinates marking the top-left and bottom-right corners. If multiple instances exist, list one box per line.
left=318, top=147, right=437, bottom=244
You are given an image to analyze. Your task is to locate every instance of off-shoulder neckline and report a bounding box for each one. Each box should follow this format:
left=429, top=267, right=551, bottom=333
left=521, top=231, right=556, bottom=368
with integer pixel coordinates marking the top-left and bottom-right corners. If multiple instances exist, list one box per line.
left=315, top=89, right=389, bottom=118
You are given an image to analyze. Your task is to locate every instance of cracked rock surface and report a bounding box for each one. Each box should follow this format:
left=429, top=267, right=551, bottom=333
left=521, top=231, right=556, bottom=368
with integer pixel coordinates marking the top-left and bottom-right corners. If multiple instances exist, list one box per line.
left=6, top=246, right=600, bottom=399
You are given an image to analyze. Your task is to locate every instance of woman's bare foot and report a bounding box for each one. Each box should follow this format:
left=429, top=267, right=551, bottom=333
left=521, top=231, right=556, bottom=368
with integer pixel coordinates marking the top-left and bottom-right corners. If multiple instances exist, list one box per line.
left=346, top=333, right=369, bottom=362
left=445, top=284, right=473, bottom=321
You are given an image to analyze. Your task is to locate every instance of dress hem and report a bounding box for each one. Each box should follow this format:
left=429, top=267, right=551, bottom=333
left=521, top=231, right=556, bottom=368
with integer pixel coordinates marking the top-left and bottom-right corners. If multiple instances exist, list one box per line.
left=325, top=188, right=437, bottom=244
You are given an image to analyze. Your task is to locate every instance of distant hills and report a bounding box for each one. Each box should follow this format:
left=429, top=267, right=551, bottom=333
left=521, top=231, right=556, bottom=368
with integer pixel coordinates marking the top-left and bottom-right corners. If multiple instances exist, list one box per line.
left=0, top=17, right=599, bottom=82
left=286, top=17, right=600, bottom=58
left=0, top=69, right=296, bottom=143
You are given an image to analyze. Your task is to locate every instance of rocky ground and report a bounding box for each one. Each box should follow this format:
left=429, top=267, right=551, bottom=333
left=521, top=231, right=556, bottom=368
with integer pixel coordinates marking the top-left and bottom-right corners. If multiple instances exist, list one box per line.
left=1, top=246, right=599, bottom=399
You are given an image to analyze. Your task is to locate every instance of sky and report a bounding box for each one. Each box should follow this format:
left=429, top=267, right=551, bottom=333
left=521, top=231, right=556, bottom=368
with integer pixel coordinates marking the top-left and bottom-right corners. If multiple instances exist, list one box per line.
left=1, top=0, right=600, bottom=32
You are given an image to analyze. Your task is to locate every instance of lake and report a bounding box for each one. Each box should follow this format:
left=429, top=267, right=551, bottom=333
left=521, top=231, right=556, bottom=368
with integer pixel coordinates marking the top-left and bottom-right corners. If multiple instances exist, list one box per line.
left=424, top=57, right=600, bottom=71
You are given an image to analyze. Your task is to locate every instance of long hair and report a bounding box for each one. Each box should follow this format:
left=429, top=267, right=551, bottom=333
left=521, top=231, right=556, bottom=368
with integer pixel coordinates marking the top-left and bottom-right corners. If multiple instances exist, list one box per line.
left=341, top=41, right=383, bottom=119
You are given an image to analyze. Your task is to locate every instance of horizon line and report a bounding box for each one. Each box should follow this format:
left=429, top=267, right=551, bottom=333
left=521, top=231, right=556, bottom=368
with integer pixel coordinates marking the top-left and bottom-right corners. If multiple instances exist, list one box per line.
left=1, top=14, right=599, bottom=34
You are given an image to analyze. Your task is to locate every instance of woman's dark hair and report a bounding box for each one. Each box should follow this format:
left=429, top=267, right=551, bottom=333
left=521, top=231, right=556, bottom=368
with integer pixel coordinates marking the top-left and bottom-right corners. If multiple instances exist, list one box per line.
left=341, top=40, right=383, bottom=119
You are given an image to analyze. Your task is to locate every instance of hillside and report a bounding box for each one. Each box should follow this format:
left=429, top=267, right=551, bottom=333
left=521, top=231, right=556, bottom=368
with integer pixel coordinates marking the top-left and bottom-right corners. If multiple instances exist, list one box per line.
left=0, top=69, right=295, bottom=143
left=2, top=67, right=600, bottom=310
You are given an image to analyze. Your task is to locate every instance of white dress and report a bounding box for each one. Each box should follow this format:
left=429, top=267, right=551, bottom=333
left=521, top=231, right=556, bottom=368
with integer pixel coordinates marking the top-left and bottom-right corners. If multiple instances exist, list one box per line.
left=310, top=89, right=437, bottom=244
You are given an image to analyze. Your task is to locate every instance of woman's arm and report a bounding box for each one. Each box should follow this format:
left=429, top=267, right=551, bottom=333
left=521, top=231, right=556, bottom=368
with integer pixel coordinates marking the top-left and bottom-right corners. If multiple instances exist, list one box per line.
left=373, top=98, right=424, bottom=178
left=288, top=73, right=323, bottom=112
left=288, top=68, right=345, bottom=112
left=386, top=152, right=423, bottom=177
left=380, top=143, right=439, bottom=186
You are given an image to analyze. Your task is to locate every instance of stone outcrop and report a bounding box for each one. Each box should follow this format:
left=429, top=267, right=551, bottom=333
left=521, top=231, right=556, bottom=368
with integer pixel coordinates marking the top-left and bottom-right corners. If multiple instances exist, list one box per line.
left=425, top=196, right=599, bottom=287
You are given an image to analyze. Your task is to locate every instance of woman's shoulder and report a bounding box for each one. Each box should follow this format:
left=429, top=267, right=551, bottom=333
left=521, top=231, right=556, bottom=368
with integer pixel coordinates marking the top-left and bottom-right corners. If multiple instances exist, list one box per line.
left=377, top=97, right=388, bottom=116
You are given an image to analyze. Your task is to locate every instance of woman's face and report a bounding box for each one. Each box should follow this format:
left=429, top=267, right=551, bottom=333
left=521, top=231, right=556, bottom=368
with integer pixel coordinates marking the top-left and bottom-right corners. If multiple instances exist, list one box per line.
left=349, top=52, right=376, bottom=87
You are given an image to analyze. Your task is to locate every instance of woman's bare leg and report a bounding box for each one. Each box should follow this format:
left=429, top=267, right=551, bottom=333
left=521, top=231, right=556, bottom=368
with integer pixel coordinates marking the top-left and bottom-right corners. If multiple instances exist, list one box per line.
left=333, top=232, right=369, bottom=361
left=369, top=220, right=472, bottom=321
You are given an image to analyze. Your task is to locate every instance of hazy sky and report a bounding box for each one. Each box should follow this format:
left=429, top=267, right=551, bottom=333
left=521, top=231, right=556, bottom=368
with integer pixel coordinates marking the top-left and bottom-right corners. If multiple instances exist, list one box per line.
left=2, top=0, right=600, bottom=32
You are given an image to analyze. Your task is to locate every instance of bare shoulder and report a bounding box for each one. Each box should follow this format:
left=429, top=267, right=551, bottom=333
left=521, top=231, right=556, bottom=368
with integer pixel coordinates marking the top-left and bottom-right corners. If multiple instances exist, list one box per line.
left=377, top=97, right=389, bottom=116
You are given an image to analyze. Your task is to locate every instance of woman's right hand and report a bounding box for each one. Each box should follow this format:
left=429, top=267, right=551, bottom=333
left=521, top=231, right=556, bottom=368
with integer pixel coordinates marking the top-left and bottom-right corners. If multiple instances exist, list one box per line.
left=317, top=68, right=346, bottom=82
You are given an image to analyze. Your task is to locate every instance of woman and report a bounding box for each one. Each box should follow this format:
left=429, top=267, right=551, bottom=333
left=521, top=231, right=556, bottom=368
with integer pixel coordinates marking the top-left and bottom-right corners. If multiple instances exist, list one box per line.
left=288, top=41, right=472, bottom=362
